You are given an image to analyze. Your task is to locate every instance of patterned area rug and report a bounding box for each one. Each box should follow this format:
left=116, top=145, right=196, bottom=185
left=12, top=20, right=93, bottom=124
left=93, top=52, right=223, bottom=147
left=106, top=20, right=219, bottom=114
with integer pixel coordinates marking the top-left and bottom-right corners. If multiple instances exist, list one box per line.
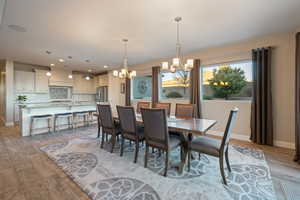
left=40, top=131, right=276, bottom=200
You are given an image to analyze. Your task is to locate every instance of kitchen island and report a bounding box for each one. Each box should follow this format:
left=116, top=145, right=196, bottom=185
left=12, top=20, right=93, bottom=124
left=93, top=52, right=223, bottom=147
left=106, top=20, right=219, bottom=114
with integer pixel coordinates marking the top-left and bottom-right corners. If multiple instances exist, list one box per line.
left=19, top=102, right=97, bottom=136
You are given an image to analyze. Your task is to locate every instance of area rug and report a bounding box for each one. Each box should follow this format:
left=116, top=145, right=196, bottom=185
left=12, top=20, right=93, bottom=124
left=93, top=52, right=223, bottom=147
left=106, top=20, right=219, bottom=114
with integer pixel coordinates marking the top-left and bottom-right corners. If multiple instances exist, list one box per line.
left=40, top=131, right=276, bottom=200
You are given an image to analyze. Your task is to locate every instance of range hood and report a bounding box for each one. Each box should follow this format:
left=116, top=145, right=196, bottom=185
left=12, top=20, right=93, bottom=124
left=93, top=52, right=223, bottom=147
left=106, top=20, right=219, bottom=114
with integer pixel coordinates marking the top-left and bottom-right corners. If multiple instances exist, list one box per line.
left=49, top=68, right=73, bottom=87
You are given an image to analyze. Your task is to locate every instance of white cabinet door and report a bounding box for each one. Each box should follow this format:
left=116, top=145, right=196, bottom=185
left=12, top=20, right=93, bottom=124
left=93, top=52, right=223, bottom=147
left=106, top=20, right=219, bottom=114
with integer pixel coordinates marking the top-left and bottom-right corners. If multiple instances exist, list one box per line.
left=14, top=71, right=35, bottom=92
left=35, top=72, right=49, bottom=93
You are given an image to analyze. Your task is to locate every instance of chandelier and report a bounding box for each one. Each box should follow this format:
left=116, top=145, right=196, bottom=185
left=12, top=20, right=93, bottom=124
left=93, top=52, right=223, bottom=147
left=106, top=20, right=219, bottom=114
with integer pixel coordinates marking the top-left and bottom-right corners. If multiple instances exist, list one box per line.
left=161, top=17, right=193, bottom=73
left=113, top=39, right=137, bottom=79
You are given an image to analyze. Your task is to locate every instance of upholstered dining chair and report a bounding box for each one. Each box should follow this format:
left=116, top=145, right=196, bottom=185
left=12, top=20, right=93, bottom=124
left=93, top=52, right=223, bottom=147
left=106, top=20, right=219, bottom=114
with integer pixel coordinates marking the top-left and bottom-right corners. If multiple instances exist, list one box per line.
left=141, top=108, right=183, bottom=177
left=153, top=102, right=171, bottom=117
left=136, top=102, right=151, bottom=114
left=97, top=104, right=121, bottom=153
left=117, top=106, right=145, bottom=163
left=187, top=107, right=239, bottom=185
left=175, top=103, right=195, bottom=119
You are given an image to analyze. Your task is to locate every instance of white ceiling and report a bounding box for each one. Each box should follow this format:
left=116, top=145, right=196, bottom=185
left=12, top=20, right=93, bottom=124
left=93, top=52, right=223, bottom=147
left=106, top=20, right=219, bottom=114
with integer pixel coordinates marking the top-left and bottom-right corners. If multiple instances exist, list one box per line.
left=0, top=0, right=300, bottom=72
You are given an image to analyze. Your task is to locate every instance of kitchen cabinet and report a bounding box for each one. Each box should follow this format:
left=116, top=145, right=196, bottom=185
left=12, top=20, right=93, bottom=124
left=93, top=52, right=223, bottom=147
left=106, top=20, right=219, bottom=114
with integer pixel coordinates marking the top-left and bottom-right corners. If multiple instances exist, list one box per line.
left=97, top=74, right=108, bottom=87
left=73, top=74, right=96, bottom=94
left=14, top=71, right=35, bottom=93
left=35, top=70, right=49, bottom=93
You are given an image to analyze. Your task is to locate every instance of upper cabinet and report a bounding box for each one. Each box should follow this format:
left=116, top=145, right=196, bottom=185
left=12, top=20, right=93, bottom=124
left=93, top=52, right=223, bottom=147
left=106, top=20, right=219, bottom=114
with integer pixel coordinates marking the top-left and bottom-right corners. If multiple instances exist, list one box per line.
left=73, top=74, right=96, bottom=94
left=49, top=69, right=73, bottom=87
left=14, top=71, right=35, bottom=93
left=34, top=70, right=49, bottom=93
left=97, top=74, right=108, bottom=87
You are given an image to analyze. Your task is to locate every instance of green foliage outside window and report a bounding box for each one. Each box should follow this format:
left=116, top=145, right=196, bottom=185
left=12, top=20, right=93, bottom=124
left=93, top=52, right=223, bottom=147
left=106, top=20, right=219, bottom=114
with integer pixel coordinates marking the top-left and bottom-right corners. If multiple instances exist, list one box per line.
left=208, top=66, right=247, bottom=100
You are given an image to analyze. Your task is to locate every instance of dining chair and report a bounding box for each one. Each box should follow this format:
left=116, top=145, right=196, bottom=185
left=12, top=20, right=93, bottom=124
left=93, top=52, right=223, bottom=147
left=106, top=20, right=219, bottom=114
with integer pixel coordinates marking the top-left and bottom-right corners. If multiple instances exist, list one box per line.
left=175, top=103, right=195, bottom=119
left=141, top=108, right=183, bottom=177
left=187, top=107, right=239, bottom=185
left=117, top=106, right=145, bottom=163
left=136, top=102, right=151, bottom=114
left=97, top=104, right=121, bottom=153
left=153, top=102, right=171, bottom=117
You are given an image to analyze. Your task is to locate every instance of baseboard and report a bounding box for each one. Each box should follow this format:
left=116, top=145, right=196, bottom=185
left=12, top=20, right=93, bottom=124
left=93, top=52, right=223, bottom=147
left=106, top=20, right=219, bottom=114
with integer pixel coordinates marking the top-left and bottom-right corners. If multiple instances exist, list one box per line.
left=207, top=130, right=295, bottom=150
left=274, top=140, right=295, bottom=150
left=207, top=130, right=251, bottom=142
left=5, top=121, right=14, bottom=126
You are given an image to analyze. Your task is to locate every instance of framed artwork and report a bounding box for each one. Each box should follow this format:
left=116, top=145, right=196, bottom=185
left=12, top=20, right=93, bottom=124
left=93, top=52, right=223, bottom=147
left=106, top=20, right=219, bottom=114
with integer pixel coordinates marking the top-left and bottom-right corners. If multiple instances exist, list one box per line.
left=120, top=83, right=125, bottom=94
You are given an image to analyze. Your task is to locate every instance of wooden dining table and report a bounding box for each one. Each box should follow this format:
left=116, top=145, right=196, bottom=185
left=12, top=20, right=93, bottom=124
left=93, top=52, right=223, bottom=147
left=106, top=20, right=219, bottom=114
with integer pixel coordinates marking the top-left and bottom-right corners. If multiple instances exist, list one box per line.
left=96, top=112, right=217, bottom=173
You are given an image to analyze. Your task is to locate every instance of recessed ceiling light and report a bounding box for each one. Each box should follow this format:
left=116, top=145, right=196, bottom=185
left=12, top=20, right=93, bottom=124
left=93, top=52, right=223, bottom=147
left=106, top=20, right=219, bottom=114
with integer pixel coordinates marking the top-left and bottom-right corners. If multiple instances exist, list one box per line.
left=88, top=69, right=92, bottom=72
left=58, top=59, right=65, bottom=63
left=68, top=74, right=73, bottom=79
left=7, top=24, right=27, bottom=32
left=50, top=63, right=55, bottom=67
left=104, top=65, right=108, bottom=69
left=46, top=51, right=52, bottom=54
left=46, top=72, right=52, bottom=77
left=68, top=56, right=72, bottom=59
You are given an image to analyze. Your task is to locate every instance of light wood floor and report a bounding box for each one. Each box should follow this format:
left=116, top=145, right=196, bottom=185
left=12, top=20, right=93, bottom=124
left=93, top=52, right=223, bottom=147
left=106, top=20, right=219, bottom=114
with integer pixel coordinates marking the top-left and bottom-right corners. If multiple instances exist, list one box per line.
left=0, top=124, right=299, bottom=200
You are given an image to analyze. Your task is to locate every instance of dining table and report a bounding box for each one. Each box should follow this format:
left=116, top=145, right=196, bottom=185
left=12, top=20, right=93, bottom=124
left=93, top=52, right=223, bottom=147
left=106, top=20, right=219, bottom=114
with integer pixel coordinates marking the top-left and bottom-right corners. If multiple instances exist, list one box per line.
left=95, top=112, right=217, bottom=173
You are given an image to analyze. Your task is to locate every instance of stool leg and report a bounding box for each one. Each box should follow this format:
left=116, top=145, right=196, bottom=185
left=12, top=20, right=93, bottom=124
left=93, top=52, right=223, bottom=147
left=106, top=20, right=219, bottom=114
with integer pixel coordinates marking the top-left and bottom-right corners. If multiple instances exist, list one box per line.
left=54, top=116, right=57, bottom=132
left=30, top=117, right=34, bottom=136
left=48, top=118, right=51, bottom=133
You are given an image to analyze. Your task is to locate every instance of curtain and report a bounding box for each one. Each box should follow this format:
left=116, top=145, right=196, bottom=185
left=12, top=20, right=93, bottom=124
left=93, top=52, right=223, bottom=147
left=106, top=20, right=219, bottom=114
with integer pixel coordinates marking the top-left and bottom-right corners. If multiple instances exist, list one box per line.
left=125, top=77, right=131, bottom=106
left=295, top=32, right=300, bottom=163
left=250, top=47, right=273, bottom=145
left=190, top=59, right=201, bottom=118
left=152, top=66, right=160, bottom=107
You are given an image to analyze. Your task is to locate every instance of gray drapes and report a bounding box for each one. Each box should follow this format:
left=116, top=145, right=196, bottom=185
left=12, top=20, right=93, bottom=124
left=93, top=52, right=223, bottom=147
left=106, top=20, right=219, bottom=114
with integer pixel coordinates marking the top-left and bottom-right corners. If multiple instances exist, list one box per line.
left=190, top=59, right=201, bottom=118
left=152, top=66, right=160, bottom=107
left=125, top=77, right=131, bottom=106
left=295, top=33, right=300, bottom=163
left=250, top=47, right=273, bottom=145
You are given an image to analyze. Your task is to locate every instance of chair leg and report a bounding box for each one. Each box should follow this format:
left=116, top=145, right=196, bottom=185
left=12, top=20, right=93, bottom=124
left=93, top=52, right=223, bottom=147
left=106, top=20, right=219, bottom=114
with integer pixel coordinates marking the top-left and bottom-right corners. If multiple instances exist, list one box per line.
left=101, top=131, right=105, bottom=149
left=134, top=141, right=139, bottom=163
left=48, top=118, right=51, bottom=133
left=144, top=144, right=149, bottom=168
left=188, top=150, right=191, bottom=172
left=158, top=150, right=161, bottom=157
left=164, top=150, right=169, bottom=177
left=110, top=135, right=116, bottom=153
left=97, top=123, right=101, bottom=138
left=120, top=137, right=124, bottom=157
left=198, top=153, right=201, bottom=160
left=219, top=156, right=227, bottom=185
left=225, top=147, right=231, bottom=172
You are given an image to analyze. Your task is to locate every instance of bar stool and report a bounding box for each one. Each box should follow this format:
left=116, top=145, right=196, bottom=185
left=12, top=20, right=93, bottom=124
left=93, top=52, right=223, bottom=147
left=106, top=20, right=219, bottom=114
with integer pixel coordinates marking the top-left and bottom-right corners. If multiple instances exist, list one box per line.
left=53, top=112, right=74, bottom=132
left=30, top=114, right=53, bottom=135
left=87, top=110, right=97, bottom=125
left=73, top=111, right=90, bottom=128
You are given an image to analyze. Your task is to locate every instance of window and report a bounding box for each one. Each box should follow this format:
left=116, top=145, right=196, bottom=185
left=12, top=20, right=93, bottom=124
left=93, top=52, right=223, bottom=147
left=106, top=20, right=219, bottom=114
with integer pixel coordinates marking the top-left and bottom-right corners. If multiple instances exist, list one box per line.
left=132, top=75, right=152, bottom=100
left=160, top=71, right=190, bottom=99
left=201, top=60, right=252, bottom=100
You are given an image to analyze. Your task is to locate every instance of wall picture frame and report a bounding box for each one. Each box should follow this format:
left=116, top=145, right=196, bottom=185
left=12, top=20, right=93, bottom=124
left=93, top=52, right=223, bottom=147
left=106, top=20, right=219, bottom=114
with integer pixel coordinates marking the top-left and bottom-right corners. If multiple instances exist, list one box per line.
left=120, top=83, right=125, bottom=94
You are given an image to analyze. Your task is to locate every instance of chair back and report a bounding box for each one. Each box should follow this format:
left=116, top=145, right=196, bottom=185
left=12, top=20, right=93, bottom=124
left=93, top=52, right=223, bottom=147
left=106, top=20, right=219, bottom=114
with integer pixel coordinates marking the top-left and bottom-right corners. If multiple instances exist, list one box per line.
left=136, top=102, right=151, bottom=114
left=141, top=108, right=169, bottom=148
left=117, top=106, right=137, bottom=135
left=220, top=108, right=239, bottom=151
left=154, top=103, right=171, bottom=116
left=97, top=104, right=114, bottom=129
left=175, top=103, right=195, bottom=119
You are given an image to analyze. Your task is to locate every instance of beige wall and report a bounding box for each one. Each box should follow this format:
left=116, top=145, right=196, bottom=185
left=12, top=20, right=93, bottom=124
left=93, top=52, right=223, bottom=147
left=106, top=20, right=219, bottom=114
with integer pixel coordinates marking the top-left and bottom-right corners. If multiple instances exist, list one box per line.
left=0, top=60, right=6, bottom=123
left=107, top=71, right=125, bottom=114
left=125, top=30, right=299, bottom=149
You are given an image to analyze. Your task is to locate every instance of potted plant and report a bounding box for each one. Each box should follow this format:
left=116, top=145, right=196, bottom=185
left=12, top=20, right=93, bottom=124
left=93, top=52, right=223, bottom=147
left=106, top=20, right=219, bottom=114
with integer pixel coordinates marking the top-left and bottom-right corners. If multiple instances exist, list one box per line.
left=17, top=95, right=27, bottom=103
